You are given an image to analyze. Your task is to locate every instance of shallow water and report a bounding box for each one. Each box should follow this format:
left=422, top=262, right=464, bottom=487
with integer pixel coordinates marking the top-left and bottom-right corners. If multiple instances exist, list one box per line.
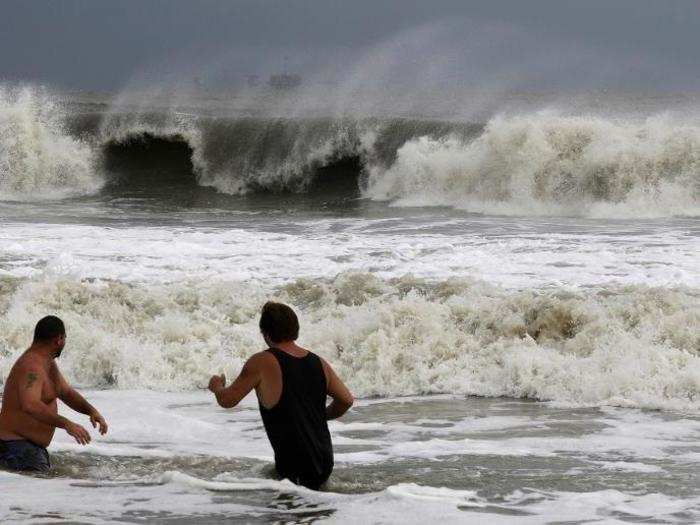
left=2, top=392, right=699, bottom=523
left=1, top=86, right=699, bottom=523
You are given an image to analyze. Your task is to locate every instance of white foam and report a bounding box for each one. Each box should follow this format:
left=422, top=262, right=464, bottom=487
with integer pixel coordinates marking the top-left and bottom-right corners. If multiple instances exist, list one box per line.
left=3, top=469, right=696, bottom=525
left=377, top=412, right=700, bottom=462
left=49, top=391, right=272, bottom=460
left=0, top=470, right=274, bottom=523
left=3, top=392, right=699, bottom=523
left=40, top=391, right=700, bottom=468
left=386, top=483, right=484, bottom=507
left=329, top=486, right=700, bottom=524
left=0, top=86, right=102, bottom=199
left=98, top=95, right=375, bottom=195
left=0, top=273, right=698, bottom=409
left=1, top=219, right=697, bottom=289
left=365, top=112, right=700, bottom=218
left=591, top=461, right=664, bottom=473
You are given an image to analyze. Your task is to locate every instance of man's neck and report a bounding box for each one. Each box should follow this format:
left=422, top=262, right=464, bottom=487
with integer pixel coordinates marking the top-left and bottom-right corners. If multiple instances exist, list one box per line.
left=273, top=341, right=306, bottom=355
left=27, top=344, right=55, bottom=361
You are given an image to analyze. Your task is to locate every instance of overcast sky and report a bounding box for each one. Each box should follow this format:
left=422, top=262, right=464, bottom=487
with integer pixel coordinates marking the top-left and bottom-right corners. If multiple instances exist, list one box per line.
left=1, top=0, right=699, bottom=91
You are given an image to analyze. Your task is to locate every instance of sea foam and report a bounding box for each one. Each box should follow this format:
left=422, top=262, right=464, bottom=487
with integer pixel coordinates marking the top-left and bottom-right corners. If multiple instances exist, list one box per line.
left=365, top=112, right=700, bottom=218
left=3, top=83, right=699, bottom=218
left=0, top=86, right=101, bottom=199
left=1, top=274, right=697, bottom=410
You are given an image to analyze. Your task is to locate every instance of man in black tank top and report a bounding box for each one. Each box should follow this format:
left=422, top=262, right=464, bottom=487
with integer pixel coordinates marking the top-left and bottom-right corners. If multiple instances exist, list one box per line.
left=208, top=302, right=354, bottom=489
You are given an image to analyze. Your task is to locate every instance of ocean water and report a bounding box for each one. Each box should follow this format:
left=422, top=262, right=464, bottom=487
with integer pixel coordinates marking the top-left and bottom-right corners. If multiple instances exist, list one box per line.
left=0, top=84, right=699, bottom=523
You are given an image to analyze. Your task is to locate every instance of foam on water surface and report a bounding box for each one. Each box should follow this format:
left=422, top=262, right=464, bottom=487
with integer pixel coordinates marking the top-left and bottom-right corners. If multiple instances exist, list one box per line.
left=1, top=83, right=699, bottom=523
left=1, top=393, right=699, bottom=523
left=0, top=216, right=697, bottom=287
left=0, top=273, right=698, bottom=408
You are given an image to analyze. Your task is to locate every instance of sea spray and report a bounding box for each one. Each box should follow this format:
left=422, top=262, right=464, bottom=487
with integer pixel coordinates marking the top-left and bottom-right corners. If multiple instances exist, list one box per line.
left=364, top=112, right=700, bottom=217
left=0, top=86, right=101, bottom=199
left=1, top=274, right=697, bottom=410
left=90, top=110, right=700, bottom=217
left=3, top=82, right=699, bottom=218
left=98, top=114, right=375, bottom=194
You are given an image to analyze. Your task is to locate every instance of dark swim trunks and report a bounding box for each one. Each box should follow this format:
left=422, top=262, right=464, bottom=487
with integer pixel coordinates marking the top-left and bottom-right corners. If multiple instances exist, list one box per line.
left=0, top=439, right=51, bottom=473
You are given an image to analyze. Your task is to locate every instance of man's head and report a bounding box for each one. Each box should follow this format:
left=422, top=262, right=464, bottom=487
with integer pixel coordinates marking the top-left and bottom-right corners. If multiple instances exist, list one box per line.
left=259, top=302, right=299, bottom=346
left=33, top=315, right=66, bottom=358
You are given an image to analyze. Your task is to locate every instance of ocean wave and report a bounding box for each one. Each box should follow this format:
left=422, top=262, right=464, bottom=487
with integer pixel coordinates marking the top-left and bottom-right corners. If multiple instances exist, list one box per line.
left=96, top=111, right=379, bottom=195
left=3, top=83, right=699, bottom=218
left=1, top=274, right=698, bottom=410
left=0, top=86, right=102, bottom=199
left=88, top=110, right=700, bottom=217
left=365, top=112, right=700, bottom=218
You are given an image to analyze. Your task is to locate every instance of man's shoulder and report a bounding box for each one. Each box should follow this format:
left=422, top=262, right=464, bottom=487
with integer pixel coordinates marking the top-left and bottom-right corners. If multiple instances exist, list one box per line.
left=14, top=351, right=43, bottom=371
left=6, top=353, right=44, bottom=386
left=246, top=350, right=276, bottom=368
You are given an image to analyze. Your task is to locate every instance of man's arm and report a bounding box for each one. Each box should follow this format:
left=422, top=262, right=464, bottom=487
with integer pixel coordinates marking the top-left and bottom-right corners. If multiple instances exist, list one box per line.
left=208, top=355, right=262, bottom=409
left=56, top=367, right=108, bottom=435
left=18, top=363, right=92, bottom=445
left=322, top=359, right=354, bottom=420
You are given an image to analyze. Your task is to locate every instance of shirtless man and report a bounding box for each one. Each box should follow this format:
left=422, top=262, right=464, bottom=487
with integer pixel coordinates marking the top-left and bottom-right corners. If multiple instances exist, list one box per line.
left=208, top=301, right=353, bottom=489
left=0, top=316, right=108, bottom=473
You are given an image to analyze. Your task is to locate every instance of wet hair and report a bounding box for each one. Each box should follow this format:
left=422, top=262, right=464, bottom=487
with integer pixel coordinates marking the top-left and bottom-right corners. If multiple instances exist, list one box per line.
left=33, top=315, right=65, bottom=343
left=259, top=302, right=299, bottom=343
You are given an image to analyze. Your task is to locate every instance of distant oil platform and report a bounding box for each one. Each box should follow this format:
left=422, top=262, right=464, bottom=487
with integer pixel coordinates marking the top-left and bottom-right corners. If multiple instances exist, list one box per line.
left=246, top=56, right=302, bottom=90
left=245, top=72, right=302, bottom=90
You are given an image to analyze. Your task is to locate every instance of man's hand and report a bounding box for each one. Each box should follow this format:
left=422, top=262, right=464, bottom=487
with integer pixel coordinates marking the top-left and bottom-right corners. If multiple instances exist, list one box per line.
left=89, top=410, right=108, bottom=435
left=65, top=420, right=91, bottom=445
left=208, top=374, right=226, bottom=394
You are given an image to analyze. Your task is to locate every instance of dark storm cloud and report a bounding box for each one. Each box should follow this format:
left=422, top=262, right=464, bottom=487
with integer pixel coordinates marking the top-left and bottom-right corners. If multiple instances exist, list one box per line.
left=1, top=0, right=698, bottom=90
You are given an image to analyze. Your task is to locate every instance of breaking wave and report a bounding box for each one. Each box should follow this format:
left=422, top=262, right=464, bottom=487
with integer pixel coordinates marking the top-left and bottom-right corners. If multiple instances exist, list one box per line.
left=1, top=274, right=698, bottom=410
left=365, top=112, right=700, bottom=218
left=2, top=84, right=699, bottom=217
left=92, top=108, right=469, bottom=196
left=0, top=86, right=102, bottom=199
left=93, top=111, right=700, bottom=218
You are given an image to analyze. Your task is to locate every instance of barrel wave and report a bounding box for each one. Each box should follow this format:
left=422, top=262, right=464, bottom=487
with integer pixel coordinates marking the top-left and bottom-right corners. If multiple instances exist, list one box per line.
left=1, top=84, right=699, bottom=218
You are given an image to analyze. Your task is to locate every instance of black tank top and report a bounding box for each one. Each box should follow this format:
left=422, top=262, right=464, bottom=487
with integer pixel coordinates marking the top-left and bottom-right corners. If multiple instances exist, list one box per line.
left=259, top=348, right=333, bottom=489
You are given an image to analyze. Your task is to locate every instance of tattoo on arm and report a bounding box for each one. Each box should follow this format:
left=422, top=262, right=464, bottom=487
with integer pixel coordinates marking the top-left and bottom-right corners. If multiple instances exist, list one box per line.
left=26, top=372, right=38, bottom=389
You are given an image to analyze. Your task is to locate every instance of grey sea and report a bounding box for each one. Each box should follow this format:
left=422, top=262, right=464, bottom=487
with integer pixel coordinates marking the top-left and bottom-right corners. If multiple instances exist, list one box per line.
left=1, top=86, right=699, bottom=523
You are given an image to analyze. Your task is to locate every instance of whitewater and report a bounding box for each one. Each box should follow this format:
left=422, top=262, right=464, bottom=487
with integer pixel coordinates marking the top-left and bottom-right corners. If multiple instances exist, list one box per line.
left=1, top=84, right=699, bottom=523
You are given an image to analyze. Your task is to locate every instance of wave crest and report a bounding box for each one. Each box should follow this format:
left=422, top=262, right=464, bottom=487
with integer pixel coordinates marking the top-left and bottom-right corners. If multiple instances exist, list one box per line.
left=0, top=86, right=101, bottom=199
left=98, top=113, right=374, bottom=195
left=4, top=83, right=699, bottom=218
left=365, top=112, right=700, bottom=217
